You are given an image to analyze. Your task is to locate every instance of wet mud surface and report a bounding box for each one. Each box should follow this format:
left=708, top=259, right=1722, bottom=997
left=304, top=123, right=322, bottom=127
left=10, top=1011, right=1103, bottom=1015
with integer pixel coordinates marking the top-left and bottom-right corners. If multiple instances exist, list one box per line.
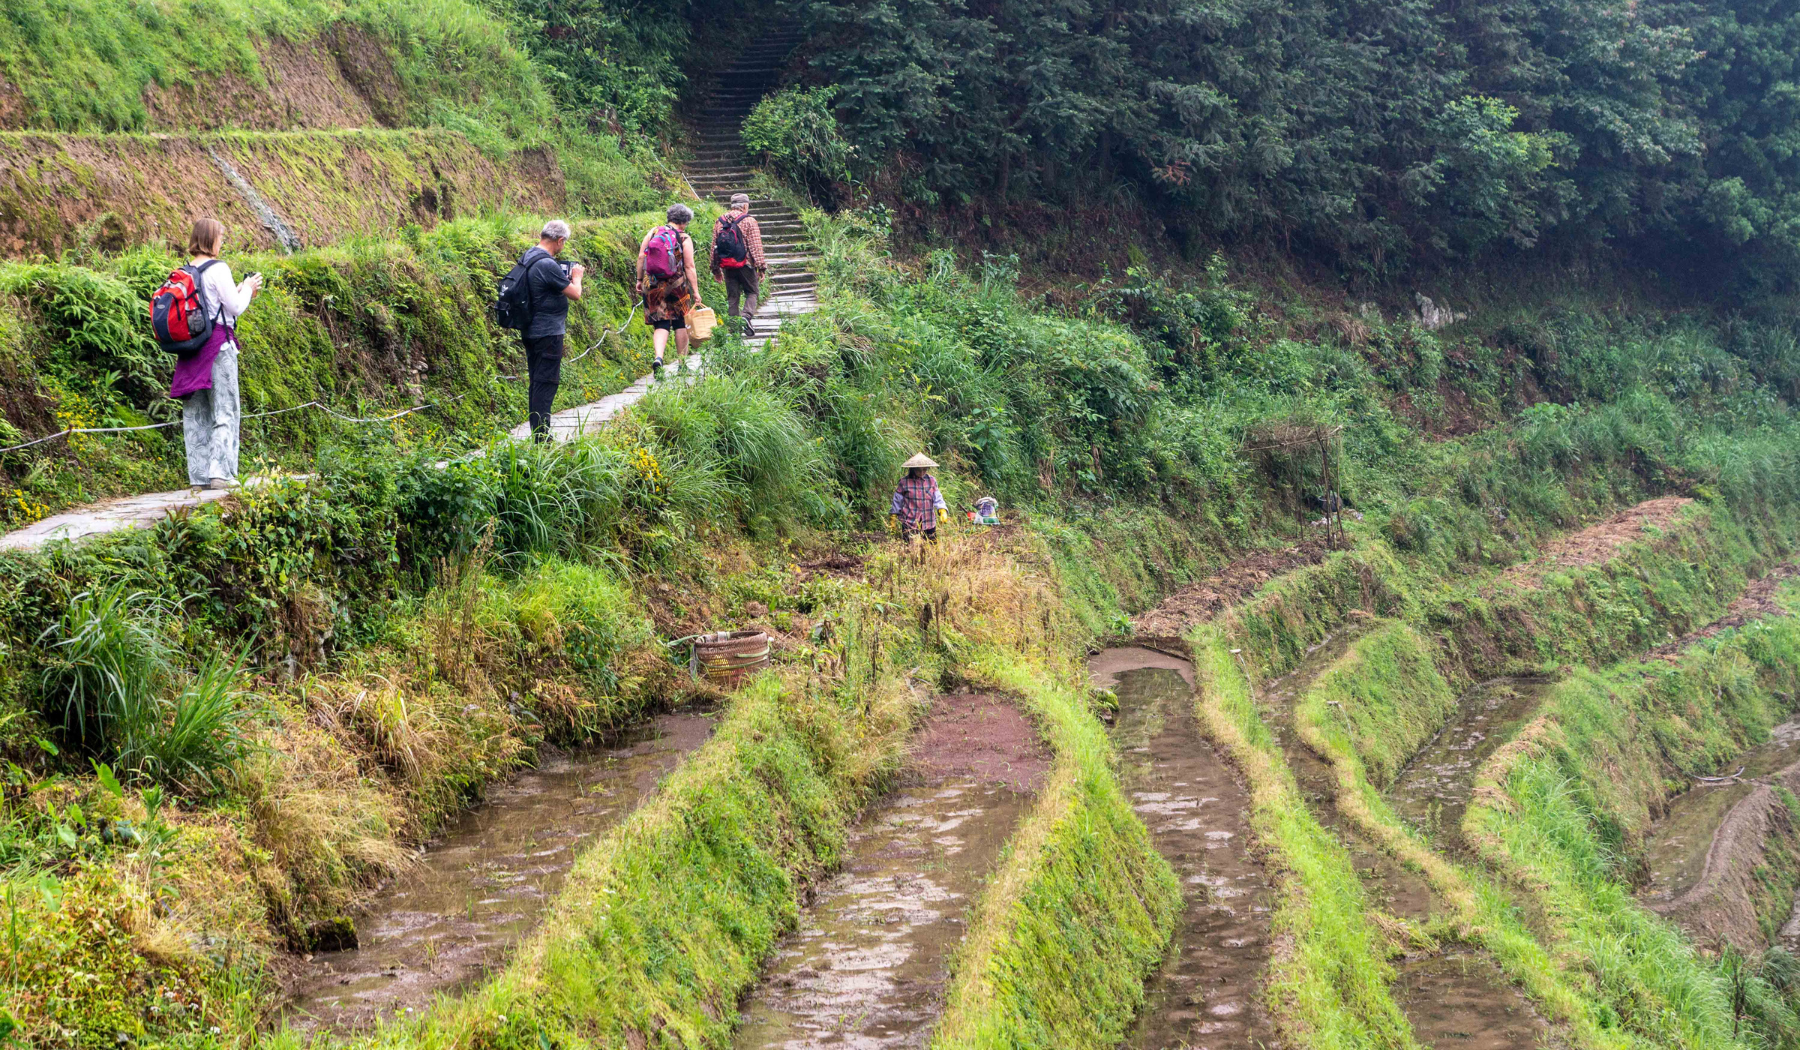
left=1093, top=647, right=1275, bottom=1050
left=1258, top=628, right=1440, bottom=922
left=1388, top=677, right=1556, bottom=856
left=1392, top=951, right=1552, bottom=1049
left=1641, top=719, right=1800, bottom=909
left=1132, top=541, right=1332, bottom=641
left=282, top=708, right=716, bottom=1031
left=732, top=691, right=1047, bottom=1050
left=1264, top=643, right=1550, bottom=1044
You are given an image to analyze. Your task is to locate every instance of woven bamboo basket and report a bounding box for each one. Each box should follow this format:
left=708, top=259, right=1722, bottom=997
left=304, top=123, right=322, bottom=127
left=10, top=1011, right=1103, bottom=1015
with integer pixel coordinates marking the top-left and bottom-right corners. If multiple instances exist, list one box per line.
left=691, top=630, right=770, bottom=687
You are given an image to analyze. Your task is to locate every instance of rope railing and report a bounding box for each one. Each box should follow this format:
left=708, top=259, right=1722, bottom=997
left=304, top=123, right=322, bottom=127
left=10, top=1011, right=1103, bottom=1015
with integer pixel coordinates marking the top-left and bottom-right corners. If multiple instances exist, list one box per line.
left=0, top=300, right=646, bottom=458
left=0, top=394, right=472, bottom=456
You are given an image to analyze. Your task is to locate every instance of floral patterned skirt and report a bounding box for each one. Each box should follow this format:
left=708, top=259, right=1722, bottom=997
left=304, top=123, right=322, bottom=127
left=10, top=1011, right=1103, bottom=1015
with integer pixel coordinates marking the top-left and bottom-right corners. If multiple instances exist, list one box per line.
left=643, top=273, right=693, bottom=326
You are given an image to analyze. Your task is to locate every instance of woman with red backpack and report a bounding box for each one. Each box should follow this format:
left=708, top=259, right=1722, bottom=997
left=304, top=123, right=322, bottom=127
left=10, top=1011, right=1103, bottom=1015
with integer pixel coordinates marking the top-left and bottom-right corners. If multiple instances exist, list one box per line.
left=161, top=218, right=262, bottom=489
left=635, top=204, right=700, bottom=377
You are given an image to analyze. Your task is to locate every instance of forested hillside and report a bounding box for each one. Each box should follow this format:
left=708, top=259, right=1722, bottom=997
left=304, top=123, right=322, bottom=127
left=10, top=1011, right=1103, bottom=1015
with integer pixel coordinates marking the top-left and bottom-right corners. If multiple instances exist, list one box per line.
left=796, top=0, right=1800, bottom=291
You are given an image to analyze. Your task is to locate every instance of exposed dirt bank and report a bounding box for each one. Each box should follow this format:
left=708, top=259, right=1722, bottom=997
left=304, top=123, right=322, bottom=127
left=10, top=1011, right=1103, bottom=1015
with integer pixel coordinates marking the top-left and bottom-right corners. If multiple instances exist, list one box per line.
left=1499, top=497, right=1694, bottom=588
left=1646, top=562, right=1800, bottom=661
left=1132, top=541, right=1332, bottom=641
left=0, top=129, right=564, bottom=257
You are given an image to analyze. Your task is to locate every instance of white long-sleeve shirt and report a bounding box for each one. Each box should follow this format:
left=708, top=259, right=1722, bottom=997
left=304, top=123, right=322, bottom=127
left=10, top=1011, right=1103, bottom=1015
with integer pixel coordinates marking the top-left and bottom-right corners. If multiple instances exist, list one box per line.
left=197, top=260, right=256, bottom=326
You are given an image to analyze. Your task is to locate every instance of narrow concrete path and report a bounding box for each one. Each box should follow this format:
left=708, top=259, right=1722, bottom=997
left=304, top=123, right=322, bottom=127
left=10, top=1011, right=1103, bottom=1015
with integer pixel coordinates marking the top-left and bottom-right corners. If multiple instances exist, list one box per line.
left=2, top=33, right=817, bottom=554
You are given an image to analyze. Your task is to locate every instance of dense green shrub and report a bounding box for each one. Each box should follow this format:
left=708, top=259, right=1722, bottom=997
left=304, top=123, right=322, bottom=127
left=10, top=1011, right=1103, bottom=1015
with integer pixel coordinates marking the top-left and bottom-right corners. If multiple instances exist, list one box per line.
left=798, top=0, right=1800, bottom=288
left=741, top=86, right=855, bottom=201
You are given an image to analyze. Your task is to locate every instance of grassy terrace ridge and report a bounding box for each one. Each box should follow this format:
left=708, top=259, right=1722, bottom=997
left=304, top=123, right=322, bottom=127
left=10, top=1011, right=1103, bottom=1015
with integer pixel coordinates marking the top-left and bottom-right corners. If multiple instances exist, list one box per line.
left=929, top=635, right=1180, bottom=1049
left=304, top=533, right=1178, bottom=1050
left=1182, top=486, right=1800, bottom=1048
left=4, top=198, right=1800, bottom=1046
left=0, top=206, right=728, bottom=527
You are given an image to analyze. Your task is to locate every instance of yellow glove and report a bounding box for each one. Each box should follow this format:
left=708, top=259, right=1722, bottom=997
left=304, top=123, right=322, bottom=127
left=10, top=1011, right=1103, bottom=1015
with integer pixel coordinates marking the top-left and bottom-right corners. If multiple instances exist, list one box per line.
left=937, top=508, right=949, bottom=525
left=887, top=514, right=899, bottom=533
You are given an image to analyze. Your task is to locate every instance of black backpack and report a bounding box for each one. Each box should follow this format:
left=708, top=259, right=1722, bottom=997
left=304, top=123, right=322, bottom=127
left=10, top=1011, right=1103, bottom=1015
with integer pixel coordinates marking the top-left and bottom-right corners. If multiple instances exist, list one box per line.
left=713, top=215, right=749, bottom=266
left=495, top=247, right=549, bottom=330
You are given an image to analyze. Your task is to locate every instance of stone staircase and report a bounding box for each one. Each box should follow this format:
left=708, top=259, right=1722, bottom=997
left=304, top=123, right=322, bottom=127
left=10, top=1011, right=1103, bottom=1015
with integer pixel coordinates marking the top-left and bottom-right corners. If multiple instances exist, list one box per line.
left=683, top=27, right=816, bottom=348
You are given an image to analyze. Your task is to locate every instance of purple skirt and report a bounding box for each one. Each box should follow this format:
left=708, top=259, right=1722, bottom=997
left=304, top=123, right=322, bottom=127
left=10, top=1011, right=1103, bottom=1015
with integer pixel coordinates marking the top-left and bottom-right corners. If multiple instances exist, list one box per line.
left=169, top=323, right=235, bottom=399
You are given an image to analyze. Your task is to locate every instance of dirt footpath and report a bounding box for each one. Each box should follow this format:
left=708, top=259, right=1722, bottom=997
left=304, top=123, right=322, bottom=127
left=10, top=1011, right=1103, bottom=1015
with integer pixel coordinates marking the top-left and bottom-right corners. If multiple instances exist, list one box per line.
left=1646, top=562, right=1799, bottom=661
left=1500, top=496, right=1694, bottom=588
left=1133, top=540, right=1332, bottom=640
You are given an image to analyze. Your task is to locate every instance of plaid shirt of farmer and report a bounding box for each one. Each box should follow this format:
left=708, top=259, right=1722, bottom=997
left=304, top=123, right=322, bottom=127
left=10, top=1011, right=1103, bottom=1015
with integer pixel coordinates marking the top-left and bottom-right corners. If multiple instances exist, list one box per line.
left=891, top=474, right=945, bottom=529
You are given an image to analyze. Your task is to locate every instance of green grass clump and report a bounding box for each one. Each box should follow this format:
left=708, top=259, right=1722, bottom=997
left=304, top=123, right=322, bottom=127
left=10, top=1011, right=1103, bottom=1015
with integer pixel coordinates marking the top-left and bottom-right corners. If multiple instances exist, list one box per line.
left=1458, top=598, right=1800, bottom=1048
left=36, top=582, right=250, bottom=792
left=1188, top=626, right=1420, bottom=1049
left=928, top=644, right=1181, bottom=1050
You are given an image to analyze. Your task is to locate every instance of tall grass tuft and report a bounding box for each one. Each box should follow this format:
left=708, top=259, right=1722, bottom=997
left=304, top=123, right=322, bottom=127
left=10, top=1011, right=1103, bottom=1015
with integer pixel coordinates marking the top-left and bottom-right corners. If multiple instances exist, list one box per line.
left=37, top=584, right=174, bottom=755
left=37, top=585, right=252, bottom=792
left=123, top=649, right=254, bottom=793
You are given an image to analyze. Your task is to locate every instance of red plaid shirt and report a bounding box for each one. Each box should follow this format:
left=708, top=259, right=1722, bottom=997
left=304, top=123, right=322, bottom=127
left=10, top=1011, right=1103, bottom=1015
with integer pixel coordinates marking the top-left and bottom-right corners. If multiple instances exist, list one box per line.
left=711, top=209, right=765, bottom=271
left=891, top=474, right=944, bottom=527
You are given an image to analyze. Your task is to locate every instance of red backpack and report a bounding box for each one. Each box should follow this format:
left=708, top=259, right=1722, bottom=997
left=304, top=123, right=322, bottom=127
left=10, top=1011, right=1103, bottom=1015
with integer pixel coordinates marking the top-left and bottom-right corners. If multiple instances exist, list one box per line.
left=149, top=260, right=219, bottom=358
left=643, top=225, right=683, bottom=279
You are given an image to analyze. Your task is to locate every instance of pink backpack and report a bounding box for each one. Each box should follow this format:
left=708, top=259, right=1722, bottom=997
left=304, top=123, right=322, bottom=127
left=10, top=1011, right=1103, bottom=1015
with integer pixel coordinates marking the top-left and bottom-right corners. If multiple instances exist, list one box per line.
left=644, top=225, right=683, bottom=278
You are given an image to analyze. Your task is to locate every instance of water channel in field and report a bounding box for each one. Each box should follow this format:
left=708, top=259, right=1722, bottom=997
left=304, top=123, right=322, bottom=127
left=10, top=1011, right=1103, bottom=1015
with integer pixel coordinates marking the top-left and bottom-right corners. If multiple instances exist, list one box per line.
left=282, top=708, right=716, bottom=1032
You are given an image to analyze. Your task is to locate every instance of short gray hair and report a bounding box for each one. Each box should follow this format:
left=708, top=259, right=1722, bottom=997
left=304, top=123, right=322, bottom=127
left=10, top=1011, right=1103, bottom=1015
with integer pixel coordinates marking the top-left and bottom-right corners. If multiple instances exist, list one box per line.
left=666, top=203, right=695, bottom=225
left=540, top=219, right=571, bottom=241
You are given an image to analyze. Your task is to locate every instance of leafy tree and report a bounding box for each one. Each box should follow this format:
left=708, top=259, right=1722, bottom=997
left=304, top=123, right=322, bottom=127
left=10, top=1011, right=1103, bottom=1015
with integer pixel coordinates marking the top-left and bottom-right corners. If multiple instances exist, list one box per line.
left=792, top=0, right=1800, bottom=288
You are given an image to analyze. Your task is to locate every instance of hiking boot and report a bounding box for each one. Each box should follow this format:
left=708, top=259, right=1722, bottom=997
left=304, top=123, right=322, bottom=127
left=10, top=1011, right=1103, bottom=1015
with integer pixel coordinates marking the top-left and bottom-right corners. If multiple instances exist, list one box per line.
left=652, top=357, right=665, bottom=379
left=207, top=477, right=238, bottom=491
left=742, top=320, right=757, bottom=340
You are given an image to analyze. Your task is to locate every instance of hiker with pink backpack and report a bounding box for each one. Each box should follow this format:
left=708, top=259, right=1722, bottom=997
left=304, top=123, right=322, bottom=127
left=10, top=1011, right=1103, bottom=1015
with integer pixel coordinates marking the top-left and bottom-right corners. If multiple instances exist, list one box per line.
left=154, top=218, right=263, bottom=490
left=635, top=204, right=701, bottom=377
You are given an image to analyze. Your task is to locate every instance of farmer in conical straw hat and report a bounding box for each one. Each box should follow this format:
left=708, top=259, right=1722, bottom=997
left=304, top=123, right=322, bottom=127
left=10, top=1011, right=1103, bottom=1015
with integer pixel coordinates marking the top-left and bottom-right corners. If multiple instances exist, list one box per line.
left=889, top=452, right=948, bottom=542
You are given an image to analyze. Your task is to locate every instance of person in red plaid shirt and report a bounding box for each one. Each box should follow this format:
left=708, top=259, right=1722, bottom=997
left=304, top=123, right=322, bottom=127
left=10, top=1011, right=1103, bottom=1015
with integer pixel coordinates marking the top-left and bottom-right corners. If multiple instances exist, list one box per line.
left=710, top=192, right=767, bottom=337
left=888, top=452, right=948, bottom=541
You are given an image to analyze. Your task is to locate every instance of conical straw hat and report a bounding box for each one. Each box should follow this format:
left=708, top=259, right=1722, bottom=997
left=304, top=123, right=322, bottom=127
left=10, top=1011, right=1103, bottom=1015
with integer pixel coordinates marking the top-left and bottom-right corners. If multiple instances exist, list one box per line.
left=902, top=452, right=938, bottom=469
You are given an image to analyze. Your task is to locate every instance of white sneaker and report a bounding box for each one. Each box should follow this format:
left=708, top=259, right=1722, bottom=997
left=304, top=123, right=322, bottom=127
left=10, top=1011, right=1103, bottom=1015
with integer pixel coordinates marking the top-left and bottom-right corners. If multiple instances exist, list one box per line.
left=208, top=477, right=238, bottom=490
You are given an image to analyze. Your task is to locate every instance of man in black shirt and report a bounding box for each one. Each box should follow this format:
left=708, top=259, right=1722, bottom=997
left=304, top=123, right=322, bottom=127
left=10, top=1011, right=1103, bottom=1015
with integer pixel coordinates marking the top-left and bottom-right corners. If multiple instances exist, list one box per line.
left=522, top=220, right=586, bottom=441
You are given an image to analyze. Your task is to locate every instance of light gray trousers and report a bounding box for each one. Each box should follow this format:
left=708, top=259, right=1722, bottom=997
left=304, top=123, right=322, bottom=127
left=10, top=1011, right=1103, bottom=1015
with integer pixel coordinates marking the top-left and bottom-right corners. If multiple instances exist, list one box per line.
left=182, top=342, right=240, bottom=486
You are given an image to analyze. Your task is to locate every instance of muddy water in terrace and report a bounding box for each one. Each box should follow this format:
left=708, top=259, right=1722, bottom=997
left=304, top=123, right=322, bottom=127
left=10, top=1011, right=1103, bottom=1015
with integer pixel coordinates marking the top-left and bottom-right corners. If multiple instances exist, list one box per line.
left=734, top=691, right=1045, bottom=1050
left=1257, top=629, right=1439, bottom=921
left=1392, top=952, right=1552, bottom=1049
left=1091, top=646, right=1275, bottom=1050
left=1641, top=718, right=1800, bottom=909
left=1387, top=677, right=1556, bottom=856
left=282, top=708, right=716, bottom=1032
